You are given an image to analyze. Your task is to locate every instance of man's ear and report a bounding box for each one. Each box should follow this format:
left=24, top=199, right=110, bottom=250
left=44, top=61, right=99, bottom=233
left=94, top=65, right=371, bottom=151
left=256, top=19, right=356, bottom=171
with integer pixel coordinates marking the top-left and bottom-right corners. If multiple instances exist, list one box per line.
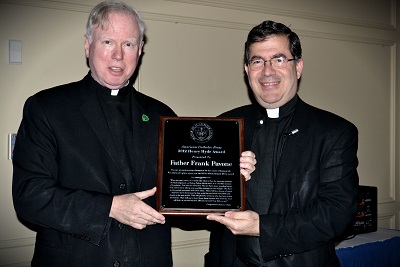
left=295, top=58, right=304, bottom=79
left=244, top=64, right=249, bottom=76
left=84, top=35, right=90, bottom=58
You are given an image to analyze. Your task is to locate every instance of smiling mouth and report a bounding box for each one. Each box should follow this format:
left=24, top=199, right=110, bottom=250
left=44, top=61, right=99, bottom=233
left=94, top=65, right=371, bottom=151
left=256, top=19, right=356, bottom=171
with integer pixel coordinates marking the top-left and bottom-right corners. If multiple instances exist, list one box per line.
left=110, top=67, right=123, bottom=72
left=260, top=81, right=280, bottom=86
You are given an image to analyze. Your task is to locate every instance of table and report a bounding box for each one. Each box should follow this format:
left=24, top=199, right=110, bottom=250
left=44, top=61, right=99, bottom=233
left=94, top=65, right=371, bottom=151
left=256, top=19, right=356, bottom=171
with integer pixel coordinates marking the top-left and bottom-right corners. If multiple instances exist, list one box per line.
left=335, top=228, right=400, bottom=267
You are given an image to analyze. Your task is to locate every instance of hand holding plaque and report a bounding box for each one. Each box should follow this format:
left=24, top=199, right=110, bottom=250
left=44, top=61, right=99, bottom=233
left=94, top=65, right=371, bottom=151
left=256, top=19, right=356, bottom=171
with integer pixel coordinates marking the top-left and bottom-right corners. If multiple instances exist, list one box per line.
left=156, top=117, right=246, bottom=216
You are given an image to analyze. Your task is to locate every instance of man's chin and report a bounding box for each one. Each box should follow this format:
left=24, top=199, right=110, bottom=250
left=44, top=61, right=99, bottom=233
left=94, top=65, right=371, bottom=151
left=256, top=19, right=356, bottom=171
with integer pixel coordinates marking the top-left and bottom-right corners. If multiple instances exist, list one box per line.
left=104, top=79, right=129, bottom=90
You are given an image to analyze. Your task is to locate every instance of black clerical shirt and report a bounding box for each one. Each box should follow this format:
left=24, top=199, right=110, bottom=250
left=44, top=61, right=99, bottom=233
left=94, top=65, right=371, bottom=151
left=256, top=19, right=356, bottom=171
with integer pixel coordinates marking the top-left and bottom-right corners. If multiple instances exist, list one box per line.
left=236, top=95, right=298, bottom=266
left=94, top=80, right=138, bottom=191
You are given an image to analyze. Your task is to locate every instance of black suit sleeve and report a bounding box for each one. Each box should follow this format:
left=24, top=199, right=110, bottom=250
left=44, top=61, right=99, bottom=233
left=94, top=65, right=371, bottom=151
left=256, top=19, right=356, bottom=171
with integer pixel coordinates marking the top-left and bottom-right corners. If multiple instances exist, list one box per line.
left=12, top=96, right=113, bottom=246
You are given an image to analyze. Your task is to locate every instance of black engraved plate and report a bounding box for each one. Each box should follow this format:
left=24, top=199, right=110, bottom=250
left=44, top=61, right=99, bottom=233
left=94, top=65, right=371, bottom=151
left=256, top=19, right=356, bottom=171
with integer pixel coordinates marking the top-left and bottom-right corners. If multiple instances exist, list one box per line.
left=156, top=117, right=245, bottom=216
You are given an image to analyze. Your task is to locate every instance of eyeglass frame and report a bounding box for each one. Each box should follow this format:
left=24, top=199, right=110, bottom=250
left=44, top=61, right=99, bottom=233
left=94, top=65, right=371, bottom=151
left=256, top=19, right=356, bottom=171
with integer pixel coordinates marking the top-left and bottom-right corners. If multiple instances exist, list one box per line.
left=246, top=56, right=298, bottom=71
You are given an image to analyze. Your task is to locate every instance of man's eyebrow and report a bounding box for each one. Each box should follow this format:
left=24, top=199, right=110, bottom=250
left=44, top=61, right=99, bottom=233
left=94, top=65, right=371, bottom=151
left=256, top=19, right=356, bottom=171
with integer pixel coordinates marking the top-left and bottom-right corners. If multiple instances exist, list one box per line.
left=271, top=53, right=287, bottom=59
left=250, top=55, right=263, bottom=61
left=127, top=37, right=139, bottom=42
left=250, top=53, right=287, bottom=61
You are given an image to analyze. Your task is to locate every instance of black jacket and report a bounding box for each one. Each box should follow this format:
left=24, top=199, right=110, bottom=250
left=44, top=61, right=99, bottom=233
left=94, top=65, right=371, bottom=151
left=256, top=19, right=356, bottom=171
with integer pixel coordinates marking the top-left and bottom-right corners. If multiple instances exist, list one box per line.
left=206, top=97, right=359, bottom=267
left=12, top=73, right=176, bottom=267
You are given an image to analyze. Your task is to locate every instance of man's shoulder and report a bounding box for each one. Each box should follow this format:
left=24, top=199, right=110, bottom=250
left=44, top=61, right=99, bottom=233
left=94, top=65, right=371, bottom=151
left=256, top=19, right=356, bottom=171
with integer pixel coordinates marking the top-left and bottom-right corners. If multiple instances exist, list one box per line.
left=133, top=90, right=176, bottom=116
left=219, top=104, right=255, bottom=118
left=299, top=99, right=357, bottom=131
left=33, top=78, right=83, bottom=99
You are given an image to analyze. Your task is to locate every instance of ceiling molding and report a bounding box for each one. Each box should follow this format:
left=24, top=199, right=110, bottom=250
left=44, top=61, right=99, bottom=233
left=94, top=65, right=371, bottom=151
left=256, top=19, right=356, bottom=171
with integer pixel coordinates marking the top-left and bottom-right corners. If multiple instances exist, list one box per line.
left=166, top=0, right=395, bottom=31
left=0, top=0, right=92, bottom=13
left=143, top=12, right=395, bottom=46
left=2, top=0, right=395, bottom=46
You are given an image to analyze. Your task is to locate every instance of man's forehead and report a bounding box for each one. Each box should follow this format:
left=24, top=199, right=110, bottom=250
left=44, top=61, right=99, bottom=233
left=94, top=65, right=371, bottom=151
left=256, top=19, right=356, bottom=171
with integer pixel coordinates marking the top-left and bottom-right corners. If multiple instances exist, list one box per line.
left=249, top=37, right=290, bottom=55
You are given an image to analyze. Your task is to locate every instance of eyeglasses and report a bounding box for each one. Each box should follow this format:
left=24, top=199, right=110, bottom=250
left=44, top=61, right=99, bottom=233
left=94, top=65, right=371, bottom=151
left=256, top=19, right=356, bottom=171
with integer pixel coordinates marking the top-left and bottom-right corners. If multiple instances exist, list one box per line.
left=248, top=56, right=296, bottom=71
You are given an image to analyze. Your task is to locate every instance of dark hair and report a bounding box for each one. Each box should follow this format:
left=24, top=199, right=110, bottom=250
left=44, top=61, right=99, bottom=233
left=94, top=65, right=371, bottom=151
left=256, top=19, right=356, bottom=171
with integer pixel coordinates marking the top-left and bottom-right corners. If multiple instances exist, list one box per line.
left=244, top=20, right=302, bottom=64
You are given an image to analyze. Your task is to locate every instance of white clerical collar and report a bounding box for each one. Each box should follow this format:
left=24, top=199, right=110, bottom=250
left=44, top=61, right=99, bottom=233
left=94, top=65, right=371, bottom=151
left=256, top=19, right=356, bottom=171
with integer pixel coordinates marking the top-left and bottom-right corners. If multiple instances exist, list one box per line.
left=110, top=80, right=130, bottom=96
left=266, top=108, right=279, bottom=118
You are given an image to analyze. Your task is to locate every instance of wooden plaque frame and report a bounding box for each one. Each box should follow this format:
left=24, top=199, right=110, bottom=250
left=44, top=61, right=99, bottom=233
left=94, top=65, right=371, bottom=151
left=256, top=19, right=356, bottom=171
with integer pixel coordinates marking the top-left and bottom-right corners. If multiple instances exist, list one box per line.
left=156, top=117, right=245, bottom=216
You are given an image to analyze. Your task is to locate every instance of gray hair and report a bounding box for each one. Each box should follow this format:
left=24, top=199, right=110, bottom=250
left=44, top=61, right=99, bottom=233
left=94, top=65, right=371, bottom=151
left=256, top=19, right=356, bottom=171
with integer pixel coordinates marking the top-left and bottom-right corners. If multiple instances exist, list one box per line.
left=86, top=0, right=146, bottom=44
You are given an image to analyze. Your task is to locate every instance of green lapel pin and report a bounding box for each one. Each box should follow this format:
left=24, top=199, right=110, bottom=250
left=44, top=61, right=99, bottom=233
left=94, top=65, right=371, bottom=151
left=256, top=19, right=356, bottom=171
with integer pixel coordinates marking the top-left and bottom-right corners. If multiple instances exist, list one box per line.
left=142, top=114, right=149, bottom=122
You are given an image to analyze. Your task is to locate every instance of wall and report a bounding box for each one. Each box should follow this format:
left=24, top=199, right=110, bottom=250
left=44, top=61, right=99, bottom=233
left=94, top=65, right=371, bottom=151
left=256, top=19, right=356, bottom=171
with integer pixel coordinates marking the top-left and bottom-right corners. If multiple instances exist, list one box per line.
left=0, top=0, right=399, bottom=266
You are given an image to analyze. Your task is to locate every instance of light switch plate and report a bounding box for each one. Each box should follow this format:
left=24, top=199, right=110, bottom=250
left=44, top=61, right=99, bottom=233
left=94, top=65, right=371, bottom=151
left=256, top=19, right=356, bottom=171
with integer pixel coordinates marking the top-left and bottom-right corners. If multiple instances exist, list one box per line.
left=8, top=133, right=17, bottom=160
left=9, top=40, right=22, bottom=64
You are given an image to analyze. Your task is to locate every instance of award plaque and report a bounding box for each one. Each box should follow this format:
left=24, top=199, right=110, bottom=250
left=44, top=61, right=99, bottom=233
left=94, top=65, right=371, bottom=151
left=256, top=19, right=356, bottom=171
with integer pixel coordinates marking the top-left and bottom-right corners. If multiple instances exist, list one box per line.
left=156, top=117, right=245, bottom=216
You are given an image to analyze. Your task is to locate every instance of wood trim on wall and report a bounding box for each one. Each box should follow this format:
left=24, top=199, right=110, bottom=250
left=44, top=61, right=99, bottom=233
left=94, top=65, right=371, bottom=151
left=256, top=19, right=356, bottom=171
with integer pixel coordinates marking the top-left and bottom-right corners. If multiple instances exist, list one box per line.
left=165, top=0, right=396, bottom=30
left=0, top=237, right=33, bottom=250
left=0, top=0, right=92, bottom=13
left=389, top=43, right=398, bottom=203
left=1, top=0, right=396, bottom=46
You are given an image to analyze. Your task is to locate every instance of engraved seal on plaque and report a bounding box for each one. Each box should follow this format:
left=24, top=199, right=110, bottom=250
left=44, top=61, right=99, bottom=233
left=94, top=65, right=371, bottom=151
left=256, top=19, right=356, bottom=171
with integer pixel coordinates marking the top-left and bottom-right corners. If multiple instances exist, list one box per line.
left=190, top=122, right=213, bottom=143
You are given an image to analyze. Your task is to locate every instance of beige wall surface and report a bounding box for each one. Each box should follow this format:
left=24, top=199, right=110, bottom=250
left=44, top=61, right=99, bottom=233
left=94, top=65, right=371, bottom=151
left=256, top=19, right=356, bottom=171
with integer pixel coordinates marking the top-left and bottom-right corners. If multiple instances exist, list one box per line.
left=0, top=0, right=399, bottom=266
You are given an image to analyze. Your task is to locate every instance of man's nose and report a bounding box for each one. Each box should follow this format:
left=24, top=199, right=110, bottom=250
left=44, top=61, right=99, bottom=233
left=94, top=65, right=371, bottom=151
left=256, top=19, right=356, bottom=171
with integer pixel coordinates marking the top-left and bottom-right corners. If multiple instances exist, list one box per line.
left=262, top=61, right=276, bottom=75
left=112, top=46, right=123, bottom=60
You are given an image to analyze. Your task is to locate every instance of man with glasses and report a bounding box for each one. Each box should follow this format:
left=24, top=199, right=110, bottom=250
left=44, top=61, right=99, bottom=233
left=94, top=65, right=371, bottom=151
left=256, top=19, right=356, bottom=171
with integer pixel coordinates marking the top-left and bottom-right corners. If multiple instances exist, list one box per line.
left=206, top=20, right=359, bottom=267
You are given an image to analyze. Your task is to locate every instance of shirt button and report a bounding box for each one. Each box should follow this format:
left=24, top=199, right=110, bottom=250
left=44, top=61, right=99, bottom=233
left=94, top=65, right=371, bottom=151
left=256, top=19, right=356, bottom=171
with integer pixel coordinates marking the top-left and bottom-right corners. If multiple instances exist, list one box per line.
left=119, top=183, right=126, bottom=190
left=113, top=261, right=120, bottom=267
left=118, top=223, right=124, bottom=229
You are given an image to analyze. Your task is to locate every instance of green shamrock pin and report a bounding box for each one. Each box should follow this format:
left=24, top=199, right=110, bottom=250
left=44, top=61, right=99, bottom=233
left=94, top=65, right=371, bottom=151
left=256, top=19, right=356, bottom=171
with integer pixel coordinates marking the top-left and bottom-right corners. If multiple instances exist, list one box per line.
left=142, top=114, right=149, bottom=122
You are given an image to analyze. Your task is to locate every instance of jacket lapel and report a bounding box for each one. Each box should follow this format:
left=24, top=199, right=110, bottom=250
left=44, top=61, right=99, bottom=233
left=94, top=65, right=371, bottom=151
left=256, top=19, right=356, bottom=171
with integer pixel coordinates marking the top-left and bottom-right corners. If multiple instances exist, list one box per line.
left=273, top=100, right=311, bottom=197
left=79, top=80, right=124, bottom=178
left=130, top=90, right=152, bottom=189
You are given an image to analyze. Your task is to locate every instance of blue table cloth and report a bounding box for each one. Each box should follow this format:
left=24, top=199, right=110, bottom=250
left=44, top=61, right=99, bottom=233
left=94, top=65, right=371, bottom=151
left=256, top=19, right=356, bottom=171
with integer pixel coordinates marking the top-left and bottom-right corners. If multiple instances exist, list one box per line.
left=336, top=229, right=400, bottom=267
